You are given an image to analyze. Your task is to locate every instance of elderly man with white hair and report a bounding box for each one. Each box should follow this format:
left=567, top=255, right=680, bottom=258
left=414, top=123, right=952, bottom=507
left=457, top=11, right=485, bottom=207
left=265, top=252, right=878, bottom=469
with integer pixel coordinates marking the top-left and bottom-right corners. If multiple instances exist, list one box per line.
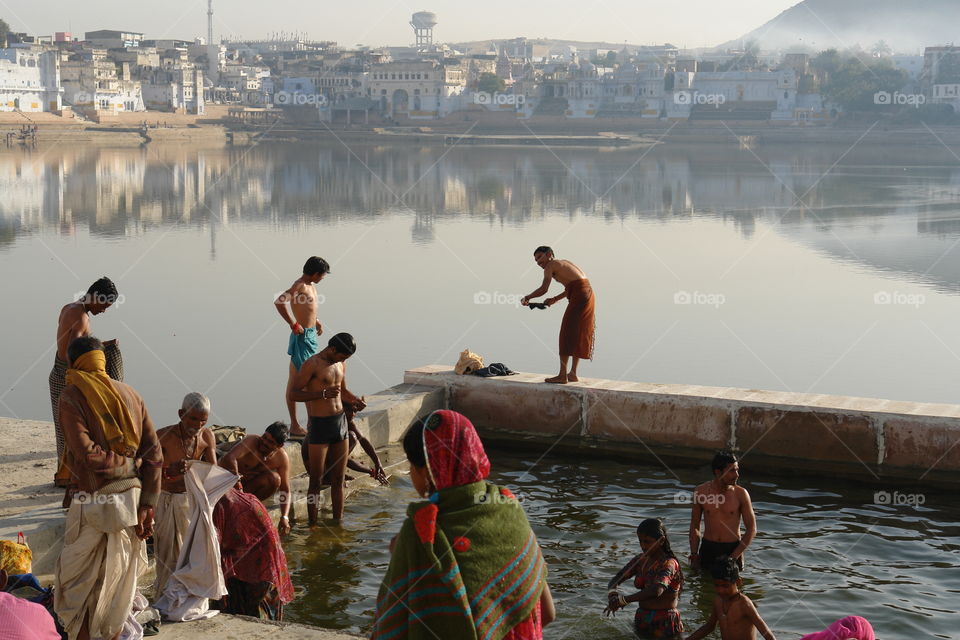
left=153, top=392, right=217, bottom=598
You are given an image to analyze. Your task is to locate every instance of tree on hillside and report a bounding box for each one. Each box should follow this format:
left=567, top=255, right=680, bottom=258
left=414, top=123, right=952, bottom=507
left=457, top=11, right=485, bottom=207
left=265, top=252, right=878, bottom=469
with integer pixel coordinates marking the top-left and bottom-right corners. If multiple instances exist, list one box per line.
left=0, top=18, right=10, bottom=47
left=871, top=40, right=892, bottom=57
left=477, top=72, right=505, bottom=95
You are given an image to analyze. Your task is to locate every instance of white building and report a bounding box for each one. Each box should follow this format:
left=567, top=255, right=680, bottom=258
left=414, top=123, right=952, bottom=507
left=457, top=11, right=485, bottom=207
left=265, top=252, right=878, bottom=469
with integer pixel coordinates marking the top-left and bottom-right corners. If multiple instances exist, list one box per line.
left=367, top=60, right=466, bottom=118
left=0, top=45, right=62, bottom=112
left=142, top=67, right=205, bottom=114
left=61, top=48, right=144, bottom=113
left=668, top=69, right=797, bottom=120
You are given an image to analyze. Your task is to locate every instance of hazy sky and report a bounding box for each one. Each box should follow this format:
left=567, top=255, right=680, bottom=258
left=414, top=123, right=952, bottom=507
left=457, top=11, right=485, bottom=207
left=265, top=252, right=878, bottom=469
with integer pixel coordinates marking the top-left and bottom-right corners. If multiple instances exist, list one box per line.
left=6, top=0, right=801, bottom=49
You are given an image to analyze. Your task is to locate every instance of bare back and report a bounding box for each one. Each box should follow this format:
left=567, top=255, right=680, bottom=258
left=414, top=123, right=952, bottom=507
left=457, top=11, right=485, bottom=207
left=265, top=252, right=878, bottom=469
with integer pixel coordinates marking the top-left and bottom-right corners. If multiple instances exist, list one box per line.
left=281, top=278, right=319, bottom=328
left=546, top=259, right=587, bottom=286
left=222, top=434, right=288, bottom=479
left=55, top=302, right=90, bottom=361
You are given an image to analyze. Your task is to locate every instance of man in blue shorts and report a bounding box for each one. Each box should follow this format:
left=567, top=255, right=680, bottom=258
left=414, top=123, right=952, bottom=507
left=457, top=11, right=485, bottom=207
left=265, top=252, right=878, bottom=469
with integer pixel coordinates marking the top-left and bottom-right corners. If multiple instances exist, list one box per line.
left=274, top=256, right=330, bottom=438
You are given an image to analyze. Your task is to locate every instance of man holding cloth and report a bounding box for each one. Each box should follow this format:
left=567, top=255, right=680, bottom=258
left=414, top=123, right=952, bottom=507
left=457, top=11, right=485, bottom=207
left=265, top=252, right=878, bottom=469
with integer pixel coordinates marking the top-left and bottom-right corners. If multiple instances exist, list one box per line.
left=54, top=336, right=162, bottom=640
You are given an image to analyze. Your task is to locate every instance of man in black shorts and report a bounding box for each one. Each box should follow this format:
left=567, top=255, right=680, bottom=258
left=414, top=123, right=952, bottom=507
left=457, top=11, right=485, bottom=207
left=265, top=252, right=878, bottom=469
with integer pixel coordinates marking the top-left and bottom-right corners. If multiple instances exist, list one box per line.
left=688, top=451, right=757, bottom=573
left=289, top=333, right=363, bottom=524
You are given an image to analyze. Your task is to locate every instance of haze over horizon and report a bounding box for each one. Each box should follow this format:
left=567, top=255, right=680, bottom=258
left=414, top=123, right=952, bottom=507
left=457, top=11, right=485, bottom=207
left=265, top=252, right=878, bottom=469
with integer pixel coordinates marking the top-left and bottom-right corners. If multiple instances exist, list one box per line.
left=8, top=0, right=800, bottom=49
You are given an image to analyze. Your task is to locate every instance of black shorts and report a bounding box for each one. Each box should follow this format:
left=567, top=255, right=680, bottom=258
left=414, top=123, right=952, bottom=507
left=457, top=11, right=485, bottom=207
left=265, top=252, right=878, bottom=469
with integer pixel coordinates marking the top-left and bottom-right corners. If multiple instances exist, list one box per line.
left=307, top=413, right=348, bottom=445
left=699, top=539, right=743, bottom=572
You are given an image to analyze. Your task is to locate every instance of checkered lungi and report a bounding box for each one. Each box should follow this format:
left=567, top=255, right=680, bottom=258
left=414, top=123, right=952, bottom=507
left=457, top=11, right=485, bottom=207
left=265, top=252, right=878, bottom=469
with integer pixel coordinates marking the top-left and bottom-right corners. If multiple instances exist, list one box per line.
left=48, top=356, right=67, bottom=462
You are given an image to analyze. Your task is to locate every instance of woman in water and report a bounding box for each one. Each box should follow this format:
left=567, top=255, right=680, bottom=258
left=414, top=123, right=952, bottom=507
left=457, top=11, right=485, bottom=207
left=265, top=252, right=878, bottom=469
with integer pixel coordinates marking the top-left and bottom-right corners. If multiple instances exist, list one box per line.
left=605, top=518, right=685, bottom=639
left=371, top=410, right=555, bottom=640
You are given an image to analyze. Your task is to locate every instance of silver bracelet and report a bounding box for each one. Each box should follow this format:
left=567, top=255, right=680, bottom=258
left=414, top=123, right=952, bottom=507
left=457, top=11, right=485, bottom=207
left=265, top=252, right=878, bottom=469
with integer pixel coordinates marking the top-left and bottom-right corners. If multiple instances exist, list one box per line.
left=618, top=594, right=627, bottom=607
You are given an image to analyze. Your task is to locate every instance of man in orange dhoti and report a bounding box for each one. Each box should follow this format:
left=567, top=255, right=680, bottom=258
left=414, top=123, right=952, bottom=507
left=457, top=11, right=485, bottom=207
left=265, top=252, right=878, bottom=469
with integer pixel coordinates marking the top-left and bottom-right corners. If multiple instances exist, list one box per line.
left=522, top=246, right=595, bottom=384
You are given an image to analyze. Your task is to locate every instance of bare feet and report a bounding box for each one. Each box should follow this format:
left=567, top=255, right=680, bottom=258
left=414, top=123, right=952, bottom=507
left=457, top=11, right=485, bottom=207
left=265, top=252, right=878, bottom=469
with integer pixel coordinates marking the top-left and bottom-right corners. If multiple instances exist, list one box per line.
left=545, top=375, right=568, bottom=384
left=568, top=374, right=579, bottom=382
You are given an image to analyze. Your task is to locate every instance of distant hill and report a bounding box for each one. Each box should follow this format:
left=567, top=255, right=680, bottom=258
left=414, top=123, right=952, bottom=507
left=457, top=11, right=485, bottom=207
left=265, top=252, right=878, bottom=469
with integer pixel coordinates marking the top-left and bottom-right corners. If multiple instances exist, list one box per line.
left=724, top=0, right=960, bottom=53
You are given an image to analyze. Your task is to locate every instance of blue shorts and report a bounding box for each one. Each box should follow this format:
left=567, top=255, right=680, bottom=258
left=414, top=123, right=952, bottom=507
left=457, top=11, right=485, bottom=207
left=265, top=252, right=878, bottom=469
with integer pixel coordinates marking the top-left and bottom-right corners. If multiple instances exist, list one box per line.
left=287, top=327, right=319, bottom=371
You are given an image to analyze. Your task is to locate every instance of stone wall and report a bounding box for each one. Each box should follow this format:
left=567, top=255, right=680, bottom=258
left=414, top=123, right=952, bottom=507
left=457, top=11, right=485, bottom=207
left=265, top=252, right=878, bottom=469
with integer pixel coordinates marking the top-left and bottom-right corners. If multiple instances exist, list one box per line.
left=404, top=366, right=960, bottom=485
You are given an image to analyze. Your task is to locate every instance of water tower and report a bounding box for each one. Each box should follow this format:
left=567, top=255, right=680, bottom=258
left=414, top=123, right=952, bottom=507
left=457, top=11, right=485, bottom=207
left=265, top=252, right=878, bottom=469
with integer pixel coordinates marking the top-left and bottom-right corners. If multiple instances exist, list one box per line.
left=410, top=11, right=438, bottom=49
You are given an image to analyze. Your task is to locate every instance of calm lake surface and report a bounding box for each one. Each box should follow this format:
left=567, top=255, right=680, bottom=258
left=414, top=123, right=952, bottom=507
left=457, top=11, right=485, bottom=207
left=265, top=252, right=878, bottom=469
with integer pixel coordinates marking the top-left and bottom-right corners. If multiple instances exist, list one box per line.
left=3, top=140, right=960, bottom=427
left=284, top=448, right=960, bottom=639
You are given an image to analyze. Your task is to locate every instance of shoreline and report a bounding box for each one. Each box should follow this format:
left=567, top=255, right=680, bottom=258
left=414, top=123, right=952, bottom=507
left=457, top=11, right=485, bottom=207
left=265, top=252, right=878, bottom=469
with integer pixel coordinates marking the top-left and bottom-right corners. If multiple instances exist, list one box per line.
left=6, top=111, right=960, bottom=149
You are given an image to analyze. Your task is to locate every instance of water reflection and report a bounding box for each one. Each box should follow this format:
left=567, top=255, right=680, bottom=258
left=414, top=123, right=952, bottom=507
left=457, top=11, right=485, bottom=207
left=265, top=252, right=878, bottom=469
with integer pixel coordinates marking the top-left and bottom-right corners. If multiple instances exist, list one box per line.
left=5, top=143, right=960, bottom=248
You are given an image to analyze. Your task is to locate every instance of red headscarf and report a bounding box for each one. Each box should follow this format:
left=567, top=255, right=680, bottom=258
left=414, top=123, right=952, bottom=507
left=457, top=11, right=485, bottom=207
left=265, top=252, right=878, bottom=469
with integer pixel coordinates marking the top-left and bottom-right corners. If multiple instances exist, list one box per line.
left=423, top=410, right=491, bottom=491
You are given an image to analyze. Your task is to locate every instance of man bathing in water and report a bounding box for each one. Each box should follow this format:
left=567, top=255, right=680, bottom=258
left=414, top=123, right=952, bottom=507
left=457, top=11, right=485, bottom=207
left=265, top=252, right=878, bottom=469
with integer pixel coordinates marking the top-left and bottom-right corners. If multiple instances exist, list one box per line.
left=289, top=333, right=363, bottom=524
left=303, top=402, right=390, bottom=487
left=154, top=392, right=217, bottom=596
left=275, top=256, right=330, bottom=438
left=689, top=451, right=756, bottom=573
left=219, top=421, right=292, bottom=536
left=521, top=246, right=596, bottom=384
left=51, top=277, right=120, bottom=486
left=686, top=556, right=776, bottom=640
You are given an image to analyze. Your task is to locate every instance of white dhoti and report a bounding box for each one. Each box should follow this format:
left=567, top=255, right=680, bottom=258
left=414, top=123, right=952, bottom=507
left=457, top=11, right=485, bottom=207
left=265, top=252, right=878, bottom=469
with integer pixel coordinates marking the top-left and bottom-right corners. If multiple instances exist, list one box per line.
left=55, top=486, right=146, bottom=640
left=151, top=491, right=191, bottom=598
left=154, top=462, right=238, bottom=622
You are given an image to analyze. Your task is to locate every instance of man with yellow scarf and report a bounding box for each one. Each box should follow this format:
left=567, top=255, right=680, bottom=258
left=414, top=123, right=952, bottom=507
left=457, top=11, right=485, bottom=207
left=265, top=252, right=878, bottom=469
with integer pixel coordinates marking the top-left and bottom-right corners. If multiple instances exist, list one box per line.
left=54, top=336, right=162, bottom=640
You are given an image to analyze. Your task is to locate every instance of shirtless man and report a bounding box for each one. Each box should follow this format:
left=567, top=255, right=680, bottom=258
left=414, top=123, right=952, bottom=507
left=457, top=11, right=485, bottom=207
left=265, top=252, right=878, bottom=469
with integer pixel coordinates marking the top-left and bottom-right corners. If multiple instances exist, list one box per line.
left=275, top=256, right=331, bottom=438
left=686, top=557, right=776, bottom=640
left=521, top=246, right=596, bottom=384
left=288, top=333, right=363, bottom=524
left=50, top=276, right=119, bottom=486
left=154, top=392, right=217, bottom=596
left=689, top=451, right=757, bottom=573
left=218, top=421, right=292, bottom=536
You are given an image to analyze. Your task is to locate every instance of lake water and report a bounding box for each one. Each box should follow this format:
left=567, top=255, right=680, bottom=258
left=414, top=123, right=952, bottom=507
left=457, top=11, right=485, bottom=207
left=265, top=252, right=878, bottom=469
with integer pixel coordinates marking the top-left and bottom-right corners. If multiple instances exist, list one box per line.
left=2, top=140, right=960, bottom=429
left=284, top=448, right=960, bottom=639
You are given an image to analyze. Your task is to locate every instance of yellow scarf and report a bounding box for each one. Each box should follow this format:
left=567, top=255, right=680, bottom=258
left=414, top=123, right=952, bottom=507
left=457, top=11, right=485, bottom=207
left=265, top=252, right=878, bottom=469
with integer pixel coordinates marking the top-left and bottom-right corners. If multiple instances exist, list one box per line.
left=56, top=350, right=140, bottom=483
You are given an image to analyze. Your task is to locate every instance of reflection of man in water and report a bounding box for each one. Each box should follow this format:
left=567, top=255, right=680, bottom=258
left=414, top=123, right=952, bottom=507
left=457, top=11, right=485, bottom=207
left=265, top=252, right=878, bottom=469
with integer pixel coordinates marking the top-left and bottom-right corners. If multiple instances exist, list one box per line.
left=274, top=257, right=330, bottom=438
left=688, top=451, right=757, bottom=573
left=51, top=277, right=120, bottom=487
left=521, top=246, right=596, bottom=384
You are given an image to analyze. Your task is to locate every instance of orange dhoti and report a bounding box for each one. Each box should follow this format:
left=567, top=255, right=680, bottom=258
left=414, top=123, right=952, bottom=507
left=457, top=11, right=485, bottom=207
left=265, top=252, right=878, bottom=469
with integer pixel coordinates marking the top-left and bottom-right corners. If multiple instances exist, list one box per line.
left=559, top=278, right=595, bottom=360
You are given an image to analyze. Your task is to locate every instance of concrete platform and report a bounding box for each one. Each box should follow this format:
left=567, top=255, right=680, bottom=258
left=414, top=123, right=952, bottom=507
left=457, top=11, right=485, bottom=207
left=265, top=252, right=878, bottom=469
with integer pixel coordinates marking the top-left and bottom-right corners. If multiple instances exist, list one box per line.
left=405, top=365, right=960, bottom=486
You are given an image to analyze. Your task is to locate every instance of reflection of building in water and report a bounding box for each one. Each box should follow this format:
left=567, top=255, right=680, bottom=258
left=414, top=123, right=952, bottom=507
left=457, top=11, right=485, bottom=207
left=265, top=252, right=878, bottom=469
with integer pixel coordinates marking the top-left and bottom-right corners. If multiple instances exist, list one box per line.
left=7, top=144, right=960, bottom=259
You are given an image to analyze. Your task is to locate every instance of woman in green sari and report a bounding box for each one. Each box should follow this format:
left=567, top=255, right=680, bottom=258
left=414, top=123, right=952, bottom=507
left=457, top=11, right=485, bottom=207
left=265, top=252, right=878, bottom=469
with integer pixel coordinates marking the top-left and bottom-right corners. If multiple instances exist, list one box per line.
left=372, top=410, right=555, bottom=640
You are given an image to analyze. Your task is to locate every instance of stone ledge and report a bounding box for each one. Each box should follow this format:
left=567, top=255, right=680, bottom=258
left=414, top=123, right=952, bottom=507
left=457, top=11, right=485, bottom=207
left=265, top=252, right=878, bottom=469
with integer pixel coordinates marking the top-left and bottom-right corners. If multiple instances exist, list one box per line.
left=404, top=366, right=960, bottom=482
